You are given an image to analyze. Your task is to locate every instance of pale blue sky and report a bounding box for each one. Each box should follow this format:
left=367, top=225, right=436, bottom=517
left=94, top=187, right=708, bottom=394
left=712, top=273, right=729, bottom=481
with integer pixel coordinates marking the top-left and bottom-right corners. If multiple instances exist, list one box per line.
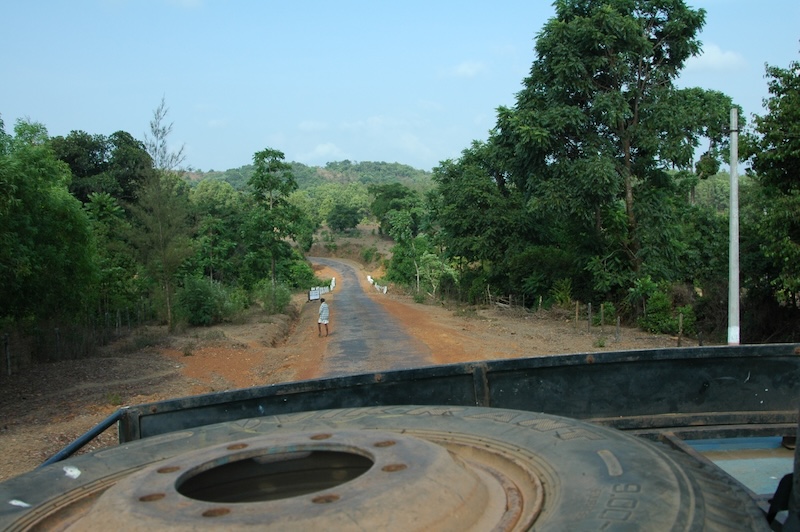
left=2, top=1, right=798, bottom=172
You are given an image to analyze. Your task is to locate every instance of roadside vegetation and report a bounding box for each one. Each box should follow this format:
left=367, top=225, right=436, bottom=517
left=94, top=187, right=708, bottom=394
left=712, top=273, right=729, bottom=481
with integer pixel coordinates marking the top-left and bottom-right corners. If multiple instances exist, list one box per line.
left=2, top=1, right=799, bottom=371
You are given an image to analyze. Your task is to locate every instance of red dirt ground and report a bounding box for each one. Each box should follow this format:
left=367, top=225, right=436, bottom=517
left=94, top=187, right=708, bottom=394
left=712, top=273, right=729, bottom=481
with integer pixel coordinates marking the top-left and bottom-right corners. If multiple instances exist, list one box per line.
left=0, top=259, right=681, bottom=482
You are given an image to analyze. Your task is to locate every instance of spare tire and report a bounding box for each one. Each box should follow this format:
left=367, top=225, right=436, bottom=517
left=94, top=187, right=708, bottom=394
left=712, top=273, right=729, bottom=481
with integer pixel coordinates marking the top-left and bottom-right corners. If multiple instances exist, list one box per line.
left=0, top=406, right=768, bottom=530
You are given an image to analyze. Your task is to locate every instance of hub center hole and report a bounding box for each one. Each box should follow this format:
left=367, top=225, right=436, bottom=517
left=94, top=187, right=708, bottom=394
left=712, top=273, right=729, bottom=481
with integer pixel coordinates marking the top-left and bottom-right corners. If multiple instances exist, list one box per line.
left=177, top=451, right=373, bottom=503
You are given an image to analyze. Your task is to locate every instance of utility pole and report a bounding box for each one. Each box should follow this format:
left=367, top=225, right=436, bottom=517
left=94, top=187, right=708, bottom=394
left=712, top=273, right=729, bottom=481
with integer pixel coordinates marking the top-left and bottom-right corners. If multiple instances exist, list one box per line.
left=728, top=108, right=740, bottom=345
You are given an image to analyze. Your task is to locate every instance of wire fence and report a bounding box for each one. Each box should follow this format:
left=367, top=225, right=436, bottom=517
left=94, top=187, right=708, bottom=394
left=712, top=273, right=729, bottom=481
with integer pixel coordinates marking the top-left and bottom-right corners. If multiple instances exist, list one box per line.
left=486, top=290, right=696, bottom=347
left=2, top=306, right=152, bottom=377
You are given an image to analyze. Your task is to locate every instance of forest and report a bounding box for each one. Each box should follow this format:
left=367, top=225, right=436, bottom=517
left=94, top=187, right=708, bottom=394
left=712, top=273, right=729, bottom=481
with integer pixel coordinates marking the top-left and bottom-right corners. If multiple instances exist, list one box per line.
left=1, top=1, right=799, bottom=368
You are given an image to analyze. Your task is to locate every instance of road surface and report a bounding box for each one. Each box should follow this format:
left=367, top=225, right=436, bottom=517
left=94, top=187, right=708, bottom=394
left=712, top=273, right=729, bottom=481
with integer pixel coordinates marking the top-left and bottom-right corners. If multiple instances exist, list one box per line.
left=310, top=257, right=432, bottom=377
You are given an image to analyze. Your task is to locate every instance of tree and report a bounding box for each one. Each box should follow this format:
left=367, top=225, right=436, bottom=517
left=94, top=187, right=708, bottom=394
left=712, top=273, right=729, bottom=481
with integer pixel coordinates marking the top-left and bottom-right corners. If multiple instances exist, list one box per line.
left=250, top=148, right=297, bottom=209
left=741, top=52, right=800, bottom=337
left=50, top=130, right=155, bottom=204
left=327, top=204, right=361, bottom=233
left=494, top=0, right=731, bottom=279
left=107, top=131, right=156, bottom=203
left=245, top=148, right=312, bottom=289
left=748, top=55, right=800, bottom=194
left=0, top=116, right=14, bottom=215
left=84, top=191, right=138, bottom=317
left=189, top=179, right=244, bottom=283
left=49, top=130, right=114, bottom=202
left=432, top=143, right=531, bottom=266
left=386, top=209, right=424, bottom=292
left=0, top=119, right=98, bottom=322
left=368, top=183, right=420, bottom=235
left=144, top=97, right=186, bottom=172
left=128, top=172, right=194, bottom=329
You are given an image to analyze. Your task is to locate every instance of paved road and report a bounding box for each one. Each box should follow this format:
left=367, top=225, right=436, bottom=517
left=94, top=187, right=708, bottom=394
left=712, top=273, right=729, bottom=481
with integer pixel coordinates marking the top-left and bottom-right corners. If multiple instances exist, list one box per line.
left=310, top=257, right=432, bottom=377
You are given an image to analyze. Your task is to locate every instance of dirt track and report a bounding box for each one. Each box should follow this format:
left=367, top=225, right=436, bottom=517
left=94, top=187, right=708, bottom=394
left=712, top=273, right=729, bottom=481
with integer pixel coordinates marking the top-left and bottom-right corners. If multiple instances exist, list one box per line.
left=0, top=258, right=680, bottom=482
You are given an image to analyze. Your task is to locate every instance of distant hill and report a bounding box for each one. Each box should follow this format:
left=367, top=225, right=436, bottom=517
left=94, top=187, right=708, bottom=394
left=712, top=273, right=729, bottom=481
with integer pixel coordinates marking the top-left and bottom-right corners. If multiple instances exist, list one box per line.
left=191, top=160, right=432, bottom=191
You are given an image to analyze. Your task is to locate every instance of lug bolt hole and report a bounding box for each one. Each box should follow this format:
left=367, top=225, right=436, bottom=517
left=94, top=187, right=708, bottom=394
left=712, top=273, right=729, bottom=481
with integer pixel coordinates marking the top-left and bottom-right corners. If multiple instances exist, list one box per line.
left=202, top=507, right=231, bottom=518
left=312, top=494, right=340, bottom=504
left=139, top=493, right=165, bottom=502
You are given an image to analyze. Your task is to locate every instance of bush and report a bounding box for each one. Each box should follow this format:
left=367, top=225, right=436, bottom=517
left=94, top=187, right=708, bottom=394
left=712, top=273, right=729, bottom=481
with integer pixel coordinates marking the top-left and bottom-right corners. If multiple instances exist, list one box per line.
left=176, top=278, right=252, bottom=327
left=638, top=290, right=697, bottom=335
left=550, top=278, right=573, bottom=309
left=254, top=280, right=292, bottom=314
left=222, top=287, right=250, bottom=318
left=593, top=301, right=617, bottom=326
left=285, top=259, right=317, bottom=289
left=176, top=276, right=224, bottom=326
left=361, top=246, right=378, bottom=264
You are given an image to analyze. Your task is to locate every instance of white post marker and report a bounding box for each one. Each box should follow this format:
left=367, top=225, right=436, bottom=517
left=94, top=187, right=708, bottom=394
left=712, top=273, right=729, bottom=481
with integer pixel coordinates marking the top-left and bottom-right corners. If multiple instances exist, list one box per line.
left=728, top=107, right=740, bottom=345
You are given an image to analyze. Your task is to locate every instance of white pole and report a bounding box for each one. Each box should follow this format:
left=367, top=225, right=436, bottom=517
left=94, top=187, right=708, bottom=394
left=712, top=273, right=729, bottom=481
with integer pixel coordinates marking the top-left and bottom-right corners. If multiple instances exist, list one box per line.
left=728, top=108, right=740, bottom=345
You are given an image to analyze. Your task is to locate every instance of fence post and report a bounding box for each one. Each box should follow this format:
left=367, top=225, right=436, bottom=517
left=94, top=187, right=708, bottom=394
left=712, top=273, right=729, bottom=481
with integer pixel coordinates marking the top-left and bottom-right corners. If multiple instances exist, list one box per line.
left=574, top=301, right=579, bottom=327
left=54, top=327, right=60, bottom=361
left=538, top=296, right=543, bottom=312
left=4, top=334, right=10, bottom=377
left=600, top=303, right=605, bottom=331
left=678, top=312, right=683, bottom=347
left=615, top=316, right=621, bottom=342
left=587, top=303, right=592, bottom=332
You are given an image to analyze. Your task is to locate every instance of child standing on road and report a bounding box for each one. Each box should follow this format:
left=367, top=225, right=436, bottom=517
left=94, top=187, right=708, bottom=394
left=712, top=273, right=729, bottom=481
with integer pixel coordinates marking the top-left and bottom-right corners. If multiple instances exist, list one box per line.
left=318, top=298, right=330, bottom=337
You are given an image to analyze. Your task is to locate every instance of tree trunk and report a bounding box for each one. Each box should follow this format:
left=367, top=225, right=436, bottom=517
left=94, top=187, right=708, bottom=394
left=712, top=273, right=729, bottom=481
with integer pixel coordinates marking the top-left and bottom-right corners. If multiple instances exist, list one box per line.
left=621, top=138, right=641, bottom=273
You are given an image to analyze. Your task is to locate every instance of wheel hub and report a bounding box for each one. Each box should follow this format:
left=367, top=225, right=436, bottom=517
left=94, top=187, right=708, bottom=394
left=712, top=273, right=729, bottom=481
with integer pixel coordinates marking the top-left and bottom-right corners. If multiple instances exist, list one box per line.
left=64, top=429, right=544, bottom=531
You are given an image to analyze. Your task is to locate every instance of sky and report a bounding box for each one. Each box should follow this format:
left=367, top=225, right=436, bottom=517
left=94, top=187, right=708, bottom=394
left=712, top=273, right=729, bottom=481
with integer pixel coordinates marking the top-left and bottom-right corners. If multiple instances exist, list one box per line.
left=2, top=1, right=798, bottom=173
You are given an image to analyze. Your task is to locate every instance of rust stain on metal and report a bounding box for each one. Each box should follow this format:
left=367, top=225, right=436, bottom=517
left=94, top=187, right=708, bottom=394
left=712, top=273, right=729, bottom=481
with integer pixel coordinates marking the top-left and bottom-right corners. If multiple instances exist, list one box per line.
left=374, top=440, right=396, bottom=448
left=382, top=463, right=407, bottom=472
left=156, top=466, right=180, bottom=474
left=226, top=442, right=248, bottom=450
left=310, top=433, right=332, bottom=440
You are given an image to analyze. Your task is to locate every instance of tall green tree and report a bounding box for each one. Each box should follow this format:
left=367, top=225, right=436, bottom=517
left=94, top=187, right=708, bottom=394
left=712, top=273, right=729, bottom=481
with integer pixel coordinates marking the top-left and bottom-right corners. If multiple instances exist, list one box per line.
left=0, top=120, right=97, bottom=321
left=432, top=151, right=530, bottom=266
left=49, top=130, right=113, bottom=202
left=189, top=179, right=244, bottom=283
left=144, top=97, right=186, bottom=172
left=107, top=131, right=156, bottom=202
left=245, top=148, right=311, bottom=288
left=494, top=0, right=731, bottom=282
left=84, top=191, right=138, bottom=316
left=327, top=203, right=361, bottom=233
left=50, top=130, right=155, bottom=204
left=128, top=172, right=194, bottom=329
left=368, top=182, right=420, bottom=235
left=741, top=53, right=800, bottom=338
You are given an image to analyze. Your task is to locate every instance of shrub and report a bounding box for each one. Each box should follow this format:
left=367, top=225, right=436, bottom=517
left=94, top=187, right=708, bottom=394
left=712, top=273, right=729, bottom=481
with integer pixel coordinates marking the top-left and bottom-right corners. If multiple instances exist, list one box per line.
left=285, top=259, right=317, bottom=289
left=222, top=287, right=250, bottom=318
left=361, top=246, right=378, bottom=264
left=176, top=276, right=224, bottom=326
left=550, top=278, right=573, bottom=309
left=638, top=290, right=697, bottom=335
left=254, top=280, right=292, bottom=314
left=593, top=301, right=618, bottom=326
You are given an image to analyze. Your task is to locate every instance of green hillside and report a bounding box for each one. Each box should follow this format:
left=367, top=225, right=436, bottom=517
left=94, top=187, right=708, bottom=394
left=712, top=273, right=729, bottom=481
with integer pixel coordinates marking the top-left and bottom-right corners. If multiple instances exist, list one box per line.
left=196, top=160, right=432, bottom=192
